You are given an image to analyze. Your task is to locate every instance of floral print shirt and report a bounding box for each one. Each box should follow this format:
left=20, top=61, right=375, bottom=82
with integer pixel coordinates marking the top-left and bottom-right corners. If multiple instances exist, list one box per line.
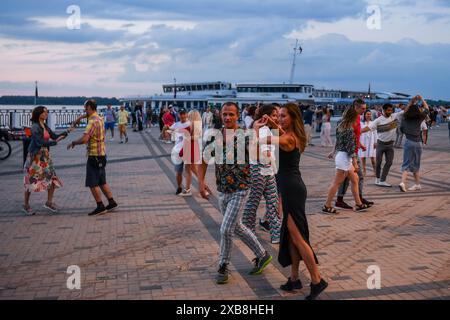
left=204, top=129, right=251, bottom=193
left=335, top=127, right=357, bottom=158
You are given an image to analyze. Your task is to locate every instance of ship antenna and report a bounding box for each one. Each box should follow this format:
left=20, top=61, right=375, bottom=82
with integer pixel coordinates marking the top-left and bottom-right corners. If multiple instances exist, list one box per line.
left=289, top=39, right=302, bottom=84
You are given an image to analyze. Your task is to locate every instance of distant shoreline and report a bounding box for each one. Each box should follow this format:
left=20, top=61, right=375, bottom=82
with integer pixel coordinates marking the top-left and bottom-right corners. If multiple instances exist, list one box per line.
left=0, top=95, right=120, bottom=106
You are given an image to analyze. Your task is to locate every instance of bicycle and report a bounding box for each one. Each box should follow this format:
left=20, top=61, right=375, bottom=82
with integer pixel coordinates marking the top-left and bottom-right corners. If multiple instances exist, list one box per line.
left=0, top=129, right=12, bottom=160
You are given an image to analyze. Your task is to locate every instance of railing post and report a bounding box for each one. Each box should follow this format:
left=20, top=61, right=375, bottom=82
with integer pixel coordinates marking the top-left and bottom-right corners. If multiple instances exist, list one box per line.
left=48, top=112, right=57, bottom=131
left=11, top=112, right=21, bottom=128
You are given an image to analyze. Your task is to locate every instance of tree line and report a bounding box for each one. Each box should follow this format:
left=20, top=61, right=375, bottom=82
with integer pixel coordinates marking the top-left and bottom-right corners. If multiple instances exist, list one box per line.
left=0, top=96, right=121, bottom=106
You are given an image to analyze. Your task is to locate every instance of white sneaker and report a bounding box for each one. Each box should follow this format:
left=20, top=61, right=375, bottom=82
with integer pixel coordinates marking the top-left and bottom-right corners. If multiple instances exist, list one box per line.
left=399, top=183, right=407, bottom=192
left=110, top=138, right=114, bottom=142
left=180, top=189, right=192, bottom=197
left=377, top=181, right=392, bottom=187
left=22, top=205, right=36, bottom=216
left=374, top=178, right=380, bottom=185
left=408, top=184, right=422, bottom=191
left=43, top=202, right=58, bottom=213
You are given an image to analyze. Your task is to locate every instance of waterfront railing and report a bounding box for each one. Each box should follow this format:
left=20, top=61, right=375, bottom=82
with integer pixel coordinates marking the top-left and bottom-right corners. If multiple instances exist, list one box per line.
left=0, top=108, right=92, bottom=130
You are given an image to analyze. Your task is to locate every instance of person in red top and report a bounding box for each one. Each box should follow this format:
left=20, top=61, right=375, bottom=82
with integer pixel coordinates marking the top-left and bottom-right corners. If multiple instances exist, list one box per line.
left=335, top=99, right=374, bottom=210
left=161, top=107, right=175, bottom=143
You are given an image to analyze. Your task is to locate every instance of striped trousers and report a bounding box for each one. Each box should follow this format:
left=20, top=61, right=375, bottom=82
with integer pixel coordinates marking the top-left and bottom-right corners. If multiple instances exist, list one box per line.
left=218, top=190, right=266, bottom=266
left=242, top=164, right=281, bottom=242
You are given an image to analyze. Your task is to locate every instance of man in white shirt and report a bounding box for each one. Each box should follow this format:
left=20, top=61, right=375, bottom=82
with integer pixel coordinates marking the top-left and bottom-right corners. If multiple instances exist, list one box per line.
left=202, top=106, right=214, bottom=131
left=362, top=103, right=403, bottom=187
left=168, top=109, right=191, bottom=195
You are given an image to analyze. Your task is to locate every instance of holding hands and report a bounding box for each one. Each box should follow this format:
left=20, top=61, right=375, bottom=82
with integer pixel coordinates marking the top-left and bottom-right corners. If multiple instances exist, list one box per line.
left=199, top=182, right=212, bottom=200
left=253, top=115, right=269, bottom=130
left=56, top=135, right=66, bottom=143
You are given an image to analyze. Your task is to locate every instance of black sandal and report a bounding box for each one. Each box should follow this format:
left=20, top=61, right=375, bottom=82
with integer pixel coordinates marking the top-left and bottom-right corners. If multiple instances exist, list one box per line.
left=354, top=203, right=369, bottom=212
left=321, top=205, right=337, bottom=215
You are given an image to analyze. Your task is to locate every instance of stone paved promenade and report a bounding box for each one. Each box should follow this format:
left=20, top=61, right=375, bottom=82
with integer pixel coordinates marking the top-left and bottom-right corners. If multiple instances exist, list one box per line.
left=0, top=125, right=449, bottom=300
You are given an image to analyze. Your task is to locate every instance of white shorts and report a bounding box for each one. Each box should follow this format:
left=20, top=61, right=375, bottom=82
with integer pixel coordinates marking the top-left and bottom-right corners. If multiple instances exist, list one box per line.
left=335, top=151, right=352, bottom=171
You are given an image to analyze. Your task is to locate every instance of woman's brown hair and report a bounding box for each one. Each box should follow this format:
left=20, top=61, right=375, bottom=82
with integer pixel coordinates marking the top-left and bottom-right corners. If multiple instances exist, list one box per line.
left=338, top=107, right=358, bottom=132
left=251, top=104, right=277, bottom=128
left=281, top=103, right=306, bottom=153
left=31, top=106, right=47, bottom=124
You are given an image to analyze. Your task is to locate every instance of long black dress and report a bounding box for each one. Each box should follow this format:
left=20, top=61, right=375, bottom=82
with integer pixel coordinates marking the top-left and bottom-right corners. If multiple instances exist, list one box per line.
left=277, top=147, right=319, bottom=267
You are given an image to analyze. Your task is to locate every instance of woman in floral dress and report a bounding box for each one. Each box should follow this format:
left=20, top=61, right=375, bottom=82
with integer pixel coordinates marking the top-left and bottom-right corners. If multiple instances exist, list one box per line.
left=23, top=106, right=69, bottom=215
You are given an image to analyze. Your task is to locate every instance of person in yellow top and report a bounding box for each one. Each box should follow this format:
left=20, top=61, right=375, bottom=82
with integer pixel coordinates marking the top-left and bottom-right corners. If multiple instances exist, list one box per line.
left=67, top=99, right=118, bottom=216
left=118, top=104, right=129, bottom=144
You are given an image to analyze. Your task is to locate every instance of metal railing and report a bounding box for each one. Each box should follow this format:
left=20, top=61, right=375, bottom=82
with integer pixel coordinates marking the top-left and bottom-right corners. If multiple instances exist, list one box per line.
left=0, top=108, right=90, bottom=129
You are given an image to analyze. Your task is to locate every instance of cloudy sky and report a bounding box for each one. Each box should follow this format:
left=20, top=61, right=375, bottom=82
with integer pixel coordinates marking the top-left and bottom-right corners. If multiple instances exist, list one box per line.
left=0, top=0, right=449, bottom=99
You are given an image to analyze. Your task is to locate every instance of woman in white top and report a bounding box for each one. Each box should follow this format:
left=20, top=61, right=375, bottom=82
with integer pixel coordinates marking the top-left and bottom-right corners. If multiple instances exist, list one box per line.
left=359, top=110, right=377, bottom=176
left=320, top=107, right=333, bottom=147
left=244, top=106, right=257, bottom=129
left=241, top=104, right=281, bottom=244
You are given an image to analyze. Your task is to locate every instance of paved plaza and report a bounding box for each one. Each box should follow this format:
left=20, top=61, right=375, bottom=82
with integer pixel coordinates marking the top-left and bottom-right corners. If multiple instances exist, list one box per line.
left=0, top=126, right=449, bottom=300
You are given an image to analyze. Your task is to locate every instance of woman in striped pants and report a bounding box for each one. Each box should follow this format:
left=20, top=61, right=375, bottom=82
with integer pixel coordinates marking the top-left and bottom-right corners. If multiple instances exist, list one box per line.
left=242, top=104, right=281, bottom=244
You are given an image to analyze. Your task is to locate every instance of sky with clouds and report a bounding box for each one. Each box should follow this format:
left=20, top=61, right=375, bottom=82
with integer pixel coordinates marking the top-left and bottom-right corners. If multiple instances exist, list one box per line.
left=0, top=0, right=449, bottom=100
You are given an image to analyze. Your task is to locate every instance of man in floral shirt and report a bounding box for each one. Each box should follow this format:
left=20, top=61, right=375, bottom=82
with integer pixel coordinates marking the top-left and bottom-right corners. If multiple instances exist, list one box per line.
left=198, top=102, right=272, bottom=285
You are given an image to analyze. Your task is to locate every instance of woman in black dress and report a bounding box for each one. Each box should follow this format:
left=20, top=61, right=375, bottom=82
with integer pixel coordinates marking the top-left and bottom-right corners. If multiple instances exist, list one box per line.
left=253, top=103, right=328, bottom=300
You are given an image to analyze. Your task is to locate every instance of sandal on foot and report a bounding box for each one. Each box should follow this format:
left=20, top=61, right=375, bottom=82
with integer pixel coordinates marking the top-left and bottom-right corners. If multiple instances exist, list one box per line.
left=354, top=203, right=369, bottom=212
left=321, top=205, right=338, bottom=215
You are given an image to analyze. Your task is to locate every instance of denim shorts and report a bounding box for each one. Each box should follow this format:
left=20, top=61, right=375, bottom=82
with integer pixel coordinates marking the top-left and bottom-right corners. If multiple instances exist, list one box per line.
left=105, top=122, right=115, bottom=130
left=401, top=139, right=422, bottom=173
left=86, top=156, right=107, bottom=188
left=174, top=162, right=184, bottom=174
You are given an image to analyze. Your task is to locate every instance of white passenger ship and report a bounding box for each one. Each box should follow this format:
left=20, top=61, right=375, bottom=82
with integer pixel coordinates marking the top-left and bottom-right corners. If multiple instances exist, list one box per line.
left=120, top=81, right=411, bottom=114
